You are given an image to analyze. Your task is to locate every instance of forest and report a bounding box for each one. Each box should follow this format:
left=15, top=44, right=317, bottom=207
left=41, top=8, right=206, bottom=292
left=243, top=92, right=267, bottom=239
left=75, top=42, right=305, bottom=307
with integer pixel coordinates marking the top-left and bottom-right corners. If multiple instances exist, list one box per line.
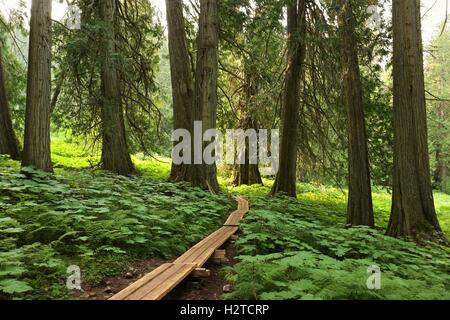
left=0, top=0, right=449, bottom=302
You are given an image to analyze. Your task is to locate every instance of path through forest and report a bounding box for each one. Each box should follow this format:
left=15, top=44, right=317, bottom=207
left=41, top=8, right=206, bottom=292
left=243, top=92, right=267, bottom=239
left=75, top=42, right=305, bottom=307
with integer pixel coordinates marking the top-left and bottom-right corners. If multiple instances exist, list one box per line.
left=79, top=196, right=248, bottom=300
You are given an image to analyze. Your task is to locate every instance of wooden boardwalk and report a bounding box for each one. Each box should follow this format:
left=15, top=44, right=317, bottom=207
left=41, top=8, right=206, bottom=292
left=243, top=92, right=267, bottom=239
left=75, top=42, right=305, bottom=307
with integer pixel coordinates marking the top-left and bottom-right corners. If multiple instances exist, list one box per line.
left=109, top=196, right=249, bottom=300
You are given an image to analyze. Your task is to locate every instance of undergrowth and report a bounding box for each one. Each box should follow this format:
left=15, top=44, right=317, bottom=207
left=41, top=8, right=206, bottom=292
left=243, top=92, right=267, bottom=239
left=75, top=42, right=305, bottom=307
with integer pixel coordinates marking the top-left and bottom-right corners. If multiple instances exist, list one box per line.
left=224, top=184, right=450, bottom=300
left=0, top=143, right=233, bottom=299
left=1, top=137, right=449, bottom=300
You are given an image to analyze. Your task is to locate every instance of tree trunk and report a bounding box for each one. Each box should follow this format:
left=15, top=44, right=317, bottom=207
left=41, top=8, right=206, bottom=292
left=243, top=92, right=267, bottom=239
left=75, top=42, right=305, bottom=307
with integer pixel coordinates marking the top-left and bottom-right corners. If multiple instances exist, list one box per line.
left=271, top=0, right=306, bottom=197
left=22, top=0, right=53, bottom=172
left=166, top=0, right=220, bottom=192
left=234, top=109, right=263, bottom=186
left=0, top=47, right=21, bottom=160
left=338, top=0, right=374, bottom=227
left=387, top=0, right=446, bottom=243
left=98, top=0, right=136, bottom=175
left=166, top=0, right=195, bottom=182
left=234, top=65, right=263, bottom=186
left=190, top=0, right=220, bottom=193
left=434, top=143, right=448, bottom=192
left=233, top=116, right=263, bottom=186
left=433, top=106, right=448, bottom=192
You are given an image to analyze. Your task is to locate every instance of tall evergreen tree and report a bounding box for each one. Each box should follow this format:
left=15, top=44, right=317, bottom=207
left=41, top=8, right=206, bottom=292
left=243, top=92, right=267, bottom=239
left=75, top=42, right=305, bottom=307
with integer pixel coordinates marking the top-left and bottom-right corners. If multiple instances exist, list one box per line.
left=0, top=44, right=21, bottom=160
left=166, top=0, right=220, bottom=192
left=338, top=0, right=374, bottom=226
left=22, top=0, right=53, bottom=172
left=388, top=0, right=446, bottom=242
left=166, top=0, right=195, bottom=182
left=271, top=0, right=307, bottom=197
left=97, top=0, right=137, bottom=175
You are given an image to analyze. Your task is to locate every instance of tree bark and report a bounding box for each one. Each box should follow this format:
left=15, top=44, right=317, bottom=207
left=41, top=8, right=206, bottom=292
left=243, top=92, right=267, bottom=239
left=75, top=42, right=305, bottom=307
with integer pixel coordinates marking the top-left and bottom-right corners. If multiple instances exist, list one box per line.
left=190, top=0, right=220, bottom=193
left=434, top=143, right=448, bottom=192
left=98, top=0, right=136, bottom=175
left=22, top=0, right=53, bottom=172
left=271, top=0, right=306, bottom=197
left=166, top=0, right=220, bottom=192
left=433, top=106, right=448, bottom=192
left=338, top=0, right=374, bottom=227
left=166, top=0, right=195, bottom=182
left=233, top=115, right=263, bottom=186
left=233, top=72, right=263, bottom=186
left=387, top=0, right=446, bottom=243
left=0, top=47, right=21, bottom=160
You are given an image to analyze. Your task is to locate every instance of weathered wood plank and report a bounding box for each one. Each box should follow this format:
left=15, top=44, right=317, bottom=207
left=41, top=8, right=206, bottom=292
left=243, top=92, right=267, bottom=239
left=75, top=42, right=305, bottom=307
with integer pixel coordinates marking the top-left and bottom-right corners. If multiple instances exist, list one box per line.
left=192, top=268, right=211, bottom=278
left=110, top=197, right=249, bottom=301
left=130, top=263, right=196, bottom=300
left=109, top=263, right=173, bottom=300
left=174, top=226, right=238, bottom=266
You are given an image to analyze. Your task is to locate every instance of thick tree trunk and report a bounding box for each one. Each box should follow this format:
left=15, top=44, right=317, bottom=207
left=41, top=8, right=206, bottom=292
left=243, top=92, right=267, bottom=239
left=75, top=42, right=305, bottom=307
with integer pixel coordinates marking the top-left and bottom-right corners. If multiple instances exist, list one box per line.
left=271, top=0, right=306, bottom=197
left=0, top=49, right=21, bottom=160
left=166, top=0, right=195, bottom=182
left=166, top=0, right=220, bottom=192
left=387, top=0, right=446, bottom=243
left=338, top=0, right=374, bottom=227
left=98, top=0, right=136, bottom=175
left=22, top=0, right=53, bottom=172
left=190, top=0, right=220, bottom=193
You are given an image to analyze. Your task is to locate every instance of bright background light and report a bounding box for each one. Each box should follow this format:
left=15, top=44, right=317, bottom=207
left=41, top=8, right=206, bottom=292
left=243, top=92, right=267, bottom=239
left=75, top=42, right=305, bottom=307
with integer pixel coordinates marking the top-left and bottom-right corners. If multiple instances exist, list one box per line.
left=0, top=0, right=447, bottom=45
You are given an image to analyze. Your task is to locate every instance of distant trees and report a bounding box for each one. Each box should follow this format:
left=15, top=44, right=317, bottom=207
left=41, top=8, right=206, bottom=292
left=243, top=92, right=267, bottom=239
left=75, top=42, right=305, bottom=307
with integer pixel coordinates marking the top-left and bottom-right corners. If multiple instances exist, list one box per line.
left=387, top=0, right=445, bottom=242
left=426, top=22, right=450, bottom=194
left=0, top=45, right=21, bottom=160
left=215, top=1, right=284, bottom=187
left=337, top=0, right=374, bottom=227
left=271, top=0, right=307, bottom=197
left=21, top=0, right=53, bottom=172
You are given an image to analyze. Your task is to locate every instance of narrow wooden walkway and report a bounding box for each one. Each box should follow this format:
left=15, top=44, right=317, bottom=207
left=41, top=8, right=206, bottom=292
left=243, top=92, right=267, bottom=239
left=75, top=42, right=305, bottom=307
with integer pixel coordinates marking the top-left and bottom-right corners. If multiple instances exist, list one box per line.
left=110, top=196, right=249, bottom=300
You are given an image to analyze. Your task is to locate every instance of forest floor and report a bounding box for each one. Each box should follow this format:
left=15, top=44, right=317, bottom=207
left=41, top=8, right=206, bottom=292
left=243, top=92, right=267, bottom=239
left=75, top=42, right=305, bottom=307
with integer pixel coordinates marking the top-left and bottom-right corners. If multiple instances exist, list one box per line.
left=1, top=136, right=449, bottom=300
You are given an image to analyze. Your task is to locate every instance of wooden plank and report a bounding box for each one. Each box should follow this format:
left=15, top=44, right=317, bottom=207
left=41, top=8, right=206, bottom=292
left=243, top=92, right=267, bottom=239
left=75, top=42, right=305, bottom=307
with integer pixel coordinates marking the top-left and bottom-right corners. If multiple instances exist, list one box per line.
left=109, top=263, right=172, bottom=300
left=191, top=268, right=211, bottom=278
left=174, top=227, right=230, bottom=264
left=190, top=227, right=238, bottom=266
left=127, top=263, right=196, bottom=300
left=175, top=226, right=238, bottom=266
left=224, top=210, right=246, bottom=226
left=236, top=196, right=249, bottom=211
left=110, top=197, right=249, bottom=301
left=213, top=249, right=226, bottom=259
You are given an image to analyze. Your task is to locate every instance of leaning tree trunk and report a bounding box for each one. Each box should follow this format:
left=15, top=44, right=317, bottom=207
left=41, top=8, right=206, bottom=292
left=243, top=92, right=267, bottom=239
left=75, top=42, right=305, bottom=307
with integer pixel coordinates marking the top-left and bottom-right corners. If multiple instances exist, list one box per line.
left=22, top=0, right=53, bottom=172
left=0, top=48, right=21, bottom=160
left=338, top=0, right=374, bottom=227
left=387, top=0, right=446, bottom=243
left=166, top=0, right=195, bottom=182
left=98, top=0, right=136, bottom=175
left=190, top=0, right=220, bottom=193
left=271, top=0, right=306, bottom=197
